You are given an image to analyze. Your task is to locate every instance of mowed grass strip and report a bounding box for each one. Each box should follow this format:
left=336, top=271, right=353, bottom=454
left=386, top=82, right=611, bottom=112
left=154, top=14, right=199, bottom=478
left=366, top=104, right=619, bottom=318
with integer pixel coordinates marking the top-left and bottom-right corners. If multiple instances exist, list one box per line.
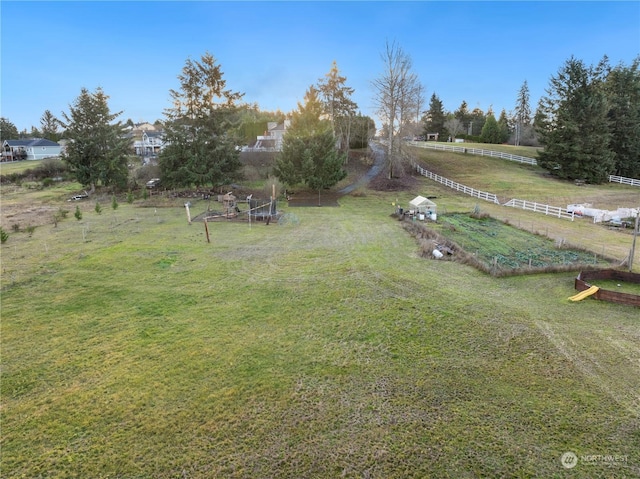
left=2, top=190, right=639, bottom=478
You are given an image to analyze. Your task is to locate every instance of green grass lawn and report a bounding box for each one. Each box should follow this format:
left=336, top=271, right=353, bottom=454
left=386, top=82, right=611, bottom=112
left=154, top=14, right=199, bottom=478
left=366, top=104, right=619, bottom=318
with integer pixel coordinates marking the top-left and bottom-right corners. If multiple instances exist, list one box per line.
left=429, top=141, right=542, bottom=159
left=2, top=188, right=639, bottom=478
left=409, top=145, right=640, bottom=210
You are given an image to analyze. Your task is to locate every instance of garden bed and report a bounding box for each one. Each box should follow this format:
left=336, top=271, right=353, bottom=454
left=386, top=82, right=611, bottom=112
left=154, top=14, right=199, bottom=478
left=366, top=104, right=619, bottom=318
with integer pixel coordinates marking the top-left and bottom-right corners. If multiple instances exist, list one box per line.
left=402, top=212, right=616, bottom=276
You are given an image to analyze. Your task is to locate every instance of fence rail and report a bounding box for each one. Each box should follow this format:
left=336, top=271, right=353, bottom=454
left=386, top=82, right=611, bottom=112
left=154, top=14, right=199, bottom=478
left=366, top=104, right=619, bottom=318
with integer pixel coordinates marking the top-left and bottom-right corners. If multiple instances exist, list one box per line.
left=503, top=199, right=575, bottom=220
left=415, top=164, right=500, bottom=204
left=408, top=141, right=538, bottom=166
left=404, top=142, right=637, bottom=222
left=609, top=175, right=640, bottom=187
left=414, top=163, right=576, bottom=221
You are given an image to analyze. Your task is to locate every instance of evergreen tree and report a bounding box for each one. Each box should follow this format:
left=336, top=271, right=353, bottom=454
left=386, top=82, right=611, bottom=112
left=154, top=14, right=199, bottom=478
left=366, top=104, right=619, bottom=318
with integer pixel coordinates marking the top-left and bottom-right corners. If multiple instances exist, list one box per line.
left=60, top=87, right=130, bottom=192
left=480, top=110, right=501, bottom=144
left=604, top=57, right=640, bottom=177
left=454, top=100, right=472, bottom=132
left=160, top=52, right=244, bottom=189
left=0, top=118, right=19, bottom=142
left=40, top=110, right=60, bottom=141
left=497, top=109, right=510, bottom=143
left=536, top=57, right=614, bottom=183
left=422, top=93, right=447, bottom=139
left=288, top=86, right=325, bottom=135
left=514, top=80, right=532, bottom=146
left=469, top=107, right=486, bottom=136
left=349, top=114, right=376, bottom=149
left=317, top=61, right=357, bottom=151
left=274, top=86, right=346, bottom=192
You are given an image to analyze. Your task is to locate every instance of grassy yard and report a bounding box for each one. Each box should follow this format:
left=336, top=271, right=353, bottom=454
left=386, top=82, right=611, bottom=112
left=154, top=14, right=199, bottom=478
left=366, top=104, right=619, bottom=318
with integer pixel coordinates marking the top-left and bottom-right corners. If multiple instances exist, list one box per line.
left=2, top=180, right=639, bottom=477
left=408, top=145, right=639, bottom=210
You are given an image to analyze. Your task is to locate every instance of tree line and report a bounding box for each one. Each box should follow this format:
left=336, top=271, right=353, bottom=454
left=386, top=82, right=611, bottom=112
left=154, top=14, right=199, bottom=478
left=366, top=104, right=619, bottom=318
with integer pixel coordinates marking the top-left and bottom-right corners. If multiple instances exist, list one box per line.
left=2, top=46, right=638, bottom=192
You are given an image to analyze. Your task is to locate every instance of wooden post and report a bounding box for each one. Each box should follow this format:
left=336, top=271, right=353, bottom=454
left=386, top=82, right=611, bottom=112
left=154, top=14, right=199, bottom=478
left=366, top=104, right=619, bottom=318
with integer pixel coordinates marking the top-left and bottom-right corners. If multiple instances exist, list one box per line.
left=184, top=202, right=191, bottom=224
left=204, top=218, right=210, bottom=243
left=270, top=183, right=275, bottom=224
left=629, top=209, right=639, bottom=272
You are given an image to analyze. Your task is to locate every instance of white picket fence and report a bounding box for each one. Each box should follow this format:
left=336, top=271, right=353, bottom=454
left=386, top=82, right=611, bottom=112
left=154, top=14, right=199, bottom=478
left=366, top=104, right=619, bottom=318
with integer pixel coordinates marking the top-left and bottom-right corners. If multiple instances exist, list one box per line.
left=503, top=199, right=576, bottom=220
left=408, top=141, right=538, bottom=166
left=414, top=163, right=576, bottom=221
left=414, top=164, right=500, bottom=204
left=609, top=175, right=640, bottom=187
left=407, top=141, right=640, bottom=185
left=400, top=141, right=638, bottom=222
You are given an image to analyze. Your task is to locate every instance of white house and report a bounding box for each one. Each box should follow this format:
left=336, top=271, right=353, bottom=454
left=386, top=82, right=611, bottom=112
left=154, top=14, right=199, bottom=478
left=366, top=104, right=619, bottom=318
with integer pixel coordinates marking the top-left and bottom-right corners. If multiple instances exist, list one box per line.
left=133, top=130, right=165, bottom=156
left=246, top=120, right=290, bottom=152
left=2, top=139, right=62, bottom=161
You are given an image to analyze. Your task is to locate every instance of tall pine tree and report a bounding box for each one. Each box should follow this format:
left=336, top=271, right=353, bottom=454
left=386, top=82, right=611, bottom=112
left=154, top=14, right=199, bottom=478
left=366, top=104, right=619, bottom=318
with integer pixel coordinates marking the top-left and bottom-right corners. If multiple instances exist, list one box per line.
left=274, top=86, right=346, bottom=195
left=513, top=80, right=531, bottom=146
left=60, top=87, right=130, bottom=192
left=317, top=61, right=357, bottom=152
left=480, top=109, right=501, bottom=144
left=160, top=52, right=244, bottom=189
left=422, top=93, right=446, bottom=140
left=604, top=57, right=640, bottom=178
left=536, top=56, right=614, bottom=183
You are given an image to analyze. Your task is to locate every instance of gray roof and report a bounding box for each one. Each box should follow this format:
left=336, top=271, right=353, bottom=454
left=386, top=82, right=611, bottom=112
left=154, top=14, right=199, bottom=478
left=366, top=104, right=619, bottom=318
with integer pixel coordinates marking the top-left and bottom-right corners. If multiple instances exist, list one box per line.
left=143, top=130, right=164, bottom=138
left=4, top=138, right=60, bottom=147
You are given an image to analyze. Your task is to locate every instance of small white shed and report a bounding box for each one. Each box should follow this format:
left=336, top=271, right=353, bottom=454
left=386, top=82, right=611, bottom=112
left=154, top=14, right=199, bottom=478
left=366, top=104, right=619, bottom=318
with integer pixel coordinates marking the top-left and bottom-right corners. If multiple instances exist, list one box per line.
left=409, top=195, right=437, bottom=219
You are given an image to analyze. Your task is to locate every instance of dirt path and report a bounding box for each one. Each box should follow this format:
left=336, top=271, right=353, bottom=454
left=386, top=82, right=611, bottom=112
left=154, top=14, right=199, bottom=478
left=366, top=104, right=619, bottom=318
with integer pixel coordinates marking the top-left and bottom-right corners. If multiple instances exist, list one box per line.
left=338, top=142, right=386, bottom=195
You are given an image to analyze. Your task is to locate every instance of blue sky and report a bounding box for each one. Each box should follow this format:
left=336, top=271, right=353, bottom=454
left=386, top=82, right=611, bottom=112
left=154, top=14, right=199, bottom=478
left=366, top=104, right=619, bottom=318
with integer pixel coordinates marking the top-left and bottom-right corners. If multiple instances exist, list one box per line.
left=2, top=1, right=639, bottom=133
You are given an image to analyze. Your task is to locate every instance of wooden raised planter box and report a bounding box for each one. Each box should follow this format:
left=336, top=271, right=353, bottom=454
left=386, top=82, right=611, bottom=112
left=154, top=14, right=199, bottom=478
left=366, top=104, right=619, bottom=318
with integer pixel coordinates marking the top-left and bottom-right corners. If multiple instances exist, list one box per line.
left=574, top=269, right=640, bottom=307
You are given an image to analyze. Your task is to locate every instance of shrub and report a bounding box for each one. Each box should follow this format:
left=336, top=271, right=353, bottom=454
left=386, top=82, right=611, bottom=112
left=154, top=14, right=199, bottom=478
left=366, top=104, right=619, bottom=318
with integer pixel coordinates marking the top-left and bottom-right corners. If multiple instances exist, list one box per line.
left=0, top=227, right=8, bottom=244
left=112, top=195, right=119, bottom=211
left=127, top=191, right=134, bottom=204
left=95, top=202, right=102, bottom=214
left=53, top=208, right=68, bottom=227
left=74, top=205, right=82, bottom=221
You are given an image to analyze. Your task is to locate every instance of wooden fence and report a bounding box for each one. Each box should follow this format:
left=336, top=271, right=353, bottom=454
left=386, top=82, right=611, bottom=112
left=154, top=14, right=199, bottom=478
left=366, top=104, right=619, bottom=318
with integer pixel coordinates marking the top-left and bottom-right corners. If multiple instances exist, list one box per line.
left=503, top=199, right=576, bottom=220
left=407, top=141, right=538, bottom=166
left=414, top=163, right=576, bottom=221
left=414, top=164, right=500, bottom=204
left=609, top=175, right=640, bottom=187
left=407, top=142, right=640, bottom=186
left=575, top=269, right=640, bottom=307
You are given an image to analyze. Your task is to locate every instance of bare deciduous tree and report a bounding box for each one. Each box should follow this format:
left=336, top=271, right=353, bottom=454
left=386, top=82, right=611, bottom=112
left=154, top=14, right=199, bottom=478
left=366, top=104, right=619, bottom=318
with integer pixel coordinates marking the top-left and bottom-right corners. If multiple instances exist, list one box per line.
left=444, top=117, right=464, bottom=141
left=372, top=40, right=422, bottom=178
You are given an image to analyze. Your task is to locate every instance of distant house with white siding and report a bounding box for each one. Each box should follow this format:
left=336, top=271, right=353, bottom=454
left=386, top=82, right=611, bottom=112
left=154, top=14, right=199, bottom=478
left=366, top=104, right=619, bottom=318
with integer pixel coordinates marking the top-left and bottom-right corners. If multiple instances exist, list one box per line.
left=133, top=130, right=165, bottom=156
left=1, top=139, right=62, bottom=161
left=244, top=120, right=290, bottom=152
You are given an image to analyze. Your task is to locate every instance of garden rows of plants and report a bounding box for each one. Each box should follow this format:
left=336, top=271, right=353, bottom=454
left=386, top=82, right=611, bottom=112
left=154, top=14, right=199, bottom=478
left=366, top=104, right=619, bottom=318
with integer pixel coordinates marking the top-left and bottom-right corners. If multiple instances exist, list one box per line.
left=403, top=212, right=614, bottom=276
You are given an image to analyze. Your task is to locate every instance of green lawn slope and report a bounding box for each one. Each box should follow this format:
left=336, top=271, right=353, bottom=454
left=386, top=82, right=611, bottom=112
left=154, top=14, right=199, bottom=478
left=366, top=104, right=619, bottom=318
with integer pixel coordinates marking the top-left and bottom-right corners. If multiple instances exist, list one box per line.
left=2, top=185, right=639, bottom=477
